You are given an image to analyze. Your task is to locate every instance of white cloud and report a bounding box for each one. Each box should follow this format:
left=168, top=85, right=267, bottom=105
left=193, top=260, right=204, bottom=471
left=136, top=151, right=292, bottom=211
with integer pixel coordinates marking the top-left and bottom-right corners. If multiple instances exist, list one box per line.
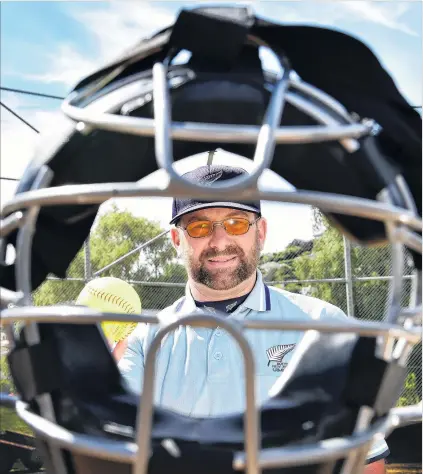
left=26, top=43, right=101, bottom=87
left=17, top=1, right=422, bottom=103
left=339, top=1, right=417, bottom=36
left=26, top=2, right=175, bottom=88
left=2, top=0, right=420, bottom=253
left=0, top=92, right=63, bottom=207
left=258, top=0, right=417, bottom=36
left=255, top=1, right=421, bottom=104
left=70, top=2, right=173, bottom=61
left=0, top=2, right=177, bottom=209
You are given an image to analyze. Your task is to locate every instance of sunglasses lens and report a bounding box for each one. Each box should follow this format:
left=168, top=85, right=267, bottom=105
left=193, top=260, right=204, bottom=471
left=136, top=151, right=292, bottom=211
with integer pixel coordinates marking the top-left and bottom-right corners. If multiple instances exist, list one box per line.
left=224, top=218, right=250, bottom=235
left=185, top=218, right=251, bottom=237
left=186, top=221, right=212, bottom=238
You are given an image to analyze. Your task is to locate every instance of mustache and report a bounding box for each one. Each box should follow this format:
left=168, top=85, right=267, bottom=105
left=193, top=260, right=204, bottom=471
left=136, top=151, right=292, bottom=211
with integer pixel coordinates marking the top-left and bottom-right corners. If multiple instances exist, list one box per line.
left=200, top=245, right=244, bottom=261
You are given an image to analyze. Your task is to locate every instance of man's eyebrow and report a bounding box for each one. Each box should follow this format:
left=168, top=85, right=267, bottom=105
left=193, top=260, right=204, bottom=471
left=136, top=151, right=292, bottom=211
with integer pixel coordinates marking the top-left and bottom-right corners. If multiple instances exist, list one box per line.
left=226, top=210, right=249, bottom=218
left=187, top=210, right=249, bottom=223
left=186, top=213, right=209, bottom=223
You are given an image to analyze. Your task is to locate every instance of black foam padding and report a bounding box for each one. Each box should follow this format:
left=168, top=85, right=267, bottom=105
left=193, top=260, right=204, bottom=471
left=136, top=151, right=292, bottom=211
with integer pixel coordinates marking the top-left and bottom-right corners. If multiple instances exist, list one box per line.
left=7, top=340, right=63, bottom=401
left=345, top=337, right=406, bottom=416
left=0, top=8, right=421, bottom=294
left=168, top=8, right=253, bottom=68
left=9, top=320, right=392, bottom=473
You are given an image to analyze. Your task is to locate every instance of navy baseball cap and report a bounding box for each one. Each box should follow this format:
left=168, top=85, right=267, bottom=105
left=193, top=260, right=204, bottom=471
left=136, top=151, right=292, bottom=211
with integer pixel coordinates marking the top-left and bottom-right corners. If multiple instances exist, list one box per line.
left=170, top=165, right=261, bottom=224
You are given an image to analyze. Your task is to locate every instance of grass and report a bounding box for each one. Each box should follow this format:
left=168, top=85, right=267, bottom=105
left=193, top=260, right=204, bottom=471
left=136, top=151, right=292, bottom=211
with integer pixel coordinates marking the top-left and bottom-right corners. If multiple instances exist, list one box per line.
left=387, top=465, right=422, bottom=474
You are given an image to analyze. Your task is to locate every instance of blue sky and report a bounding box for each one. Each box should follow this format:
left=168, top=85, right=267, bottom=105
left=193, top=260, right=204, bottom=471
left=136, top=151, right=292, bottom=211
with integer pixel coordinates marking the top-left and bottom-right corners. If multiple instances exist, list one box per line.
left=1, top=1, right=422, bottom=252
left=2, top=1, right=421, bottom=102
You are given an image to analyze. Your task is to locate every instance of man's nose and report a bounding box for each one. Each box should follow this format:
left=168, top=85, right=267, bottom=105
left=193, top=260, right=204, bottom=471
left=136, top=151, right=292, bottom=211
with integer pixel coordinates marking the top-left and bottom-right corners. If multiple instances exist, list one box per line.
left=208, top=223, right=231, bottom=247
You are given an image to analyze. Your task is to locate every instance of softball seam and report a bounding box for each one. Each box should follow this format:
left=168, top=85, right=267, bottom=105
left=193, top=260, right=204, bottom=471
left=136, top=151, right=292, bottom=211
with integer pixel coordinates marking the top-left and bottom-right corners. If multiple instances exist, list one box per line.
left=86, top=287, right=137, bottom=314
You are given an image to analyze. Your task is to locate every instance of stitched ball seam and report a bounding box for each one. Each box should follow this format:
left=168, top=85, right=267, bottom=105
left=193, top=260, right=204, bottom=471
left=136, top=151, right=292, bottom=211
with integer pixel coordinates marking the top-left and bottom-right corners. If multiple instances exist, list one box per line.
left=87, top=287, right=137, bottom=314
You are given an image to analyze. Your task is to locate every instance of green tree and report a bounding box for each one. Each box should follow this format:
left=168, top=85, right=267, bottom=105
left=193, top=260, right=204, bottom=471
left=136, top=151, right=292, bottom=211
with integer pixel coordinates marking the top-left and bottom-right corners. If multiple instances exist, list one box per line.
left=90, top=206, right=175, bottom=279
left=0, top=353, right=13, bottom=394
left=260, top=239, right=313, bottom=293
left=290, top=210, right=421, bottom=404
left=293, top=210, right=415, bottom=321
left=1, top=354, right=33, bottom=436
left=33, top=206, right=182, bottom=309
left=397, top=372, right=421, bottom=407
left=32, top=255, right=86, bottom=306
left=293, top=225, right=347, bottom=311
left=136, top=262, right=187, bottom=310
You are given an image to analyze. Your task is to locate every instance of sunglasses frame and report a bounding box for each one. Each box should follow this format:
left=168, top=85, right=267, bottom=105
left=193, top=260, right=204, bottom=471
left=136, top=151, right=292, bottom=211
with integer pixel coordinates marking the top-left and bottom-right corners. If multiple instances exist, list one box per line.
left=178, top=215, right=262, bottom=238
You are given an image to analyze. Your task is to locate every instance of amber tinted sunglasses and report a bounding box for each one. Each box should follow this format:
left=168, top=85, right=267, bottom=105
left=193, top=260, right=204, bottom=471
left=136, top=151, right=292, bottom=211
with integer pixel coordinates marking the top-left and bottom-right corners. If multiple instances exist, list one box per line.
left=178, top=216, right=261, bottom=238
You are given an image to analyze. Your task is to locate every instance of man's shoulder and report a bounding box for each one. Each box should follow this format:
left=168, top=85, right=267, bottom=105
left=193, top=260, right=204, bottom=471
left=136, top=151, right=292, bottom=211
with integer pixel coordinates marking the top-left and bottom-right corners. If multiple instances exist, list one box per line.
left=157, top=296, right=187, bottom=318
left=267, top=285, right=348, bottom=321
left=130, top=296, right=186, bottom=341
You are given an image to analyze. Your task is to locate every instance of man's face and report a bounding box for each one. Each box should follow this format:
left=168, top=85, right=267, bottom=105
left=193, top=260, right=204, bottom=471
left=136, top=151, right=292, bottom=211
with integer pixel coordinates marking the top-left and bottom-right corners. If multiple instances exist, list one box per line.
left=171, top=207, right=267, bottom=291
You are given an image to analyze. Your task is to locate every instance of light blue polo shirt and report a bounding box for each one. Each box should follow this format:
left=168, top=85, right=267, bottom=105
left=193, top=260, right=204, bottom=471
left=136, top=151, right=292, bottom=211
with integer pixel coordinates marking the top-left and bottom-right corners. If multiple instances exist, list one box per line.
left=118, top=270, right=389, bottom=463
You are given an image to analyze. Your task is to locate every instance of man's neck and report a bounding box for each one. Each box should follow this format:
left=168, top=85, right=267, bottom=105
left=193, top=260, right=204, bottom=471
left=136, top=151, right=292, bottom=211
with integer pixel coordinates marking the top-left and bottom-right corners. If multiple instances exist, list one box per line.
left=189, top=271, right=257, bottom=302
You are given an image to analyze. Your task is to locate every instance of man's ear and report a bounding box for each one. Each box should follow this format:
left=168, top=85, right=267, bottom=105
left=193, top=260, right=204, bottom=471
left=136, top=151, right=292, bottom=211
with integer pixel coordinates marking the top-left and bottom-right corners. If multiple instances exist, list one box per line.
left=258, top=216, right=267, bottom=250
left=170, top=227, right=181, bottom=251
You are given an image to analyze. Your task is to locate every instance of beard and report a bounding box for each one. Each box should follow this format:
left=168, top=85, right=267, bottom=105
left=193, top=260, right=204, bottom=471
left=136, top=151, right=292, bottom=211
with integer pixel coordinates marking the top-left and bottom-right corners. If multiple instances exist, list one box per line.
left=181, top=232, right=261, bottom=291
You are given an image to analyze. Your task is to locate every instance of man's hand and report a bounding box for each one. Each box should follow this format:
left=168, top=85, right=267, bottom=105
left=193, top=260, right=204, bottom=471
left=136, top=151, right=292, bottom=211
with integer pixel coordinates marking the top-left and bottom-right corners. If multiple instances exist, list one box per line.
left=112, top=338, right=129, bottom=362
left=363, top=460, right=386, bottom=474
left=106, top=336, right=128, bottom=362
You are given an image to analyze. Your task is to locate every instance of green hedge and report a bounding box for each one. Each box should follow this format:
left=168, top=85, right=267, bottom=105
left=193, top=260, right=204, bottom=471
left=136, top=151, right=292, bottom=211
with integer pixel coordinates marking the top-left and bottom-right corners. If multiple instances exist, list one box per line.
left=0, top=406, right=33, bottom=436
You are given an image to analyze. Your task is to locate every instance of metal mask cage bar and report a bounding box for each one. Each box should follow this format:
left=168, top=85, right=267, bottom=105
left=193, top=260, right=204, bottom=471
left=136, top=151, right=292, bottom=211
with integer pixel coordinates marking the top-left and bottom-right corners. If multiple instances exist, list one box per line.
left=1, top=58, right=421, bottom=474
left=1, top=169, right=421, bottom=324
left=1, top=308, right=422, bottom=474
left=0, top=12, right=422, bottom=474
left=1, top=202, right=422, bottom=473
left=1, top=62, right=422, bottom=316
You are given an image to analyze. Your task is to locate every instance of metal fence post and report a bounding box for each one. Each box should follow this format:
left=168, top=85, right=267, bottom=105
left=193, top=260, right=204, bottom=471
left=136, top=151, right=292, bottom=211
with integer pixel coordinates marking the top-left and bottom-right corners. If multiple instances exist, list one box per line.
left=343, top=235, right=354, bottom=318
left=84, top=238, right=92, bottom=282
left=410, top=269, right=422, bottom=309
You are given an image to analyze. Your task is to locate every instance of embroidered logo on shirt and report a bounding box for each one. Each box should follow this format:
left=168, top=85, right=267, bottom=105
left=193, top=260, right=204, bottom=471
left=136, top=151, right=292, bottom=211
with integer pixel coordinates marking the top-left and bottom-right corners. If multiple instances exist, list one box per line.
left=225, top=300, right=238, bottom=312
left=266, top=344, right=296, bottom=372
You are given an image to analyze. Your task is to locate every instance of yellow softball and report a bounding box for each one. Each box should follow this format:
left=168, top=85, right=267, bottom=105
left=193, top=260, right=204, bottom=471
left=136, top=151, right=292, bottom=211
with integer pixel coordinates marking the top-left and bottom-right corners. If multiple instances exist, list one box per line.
left=76, top=277, right=142, bottom=343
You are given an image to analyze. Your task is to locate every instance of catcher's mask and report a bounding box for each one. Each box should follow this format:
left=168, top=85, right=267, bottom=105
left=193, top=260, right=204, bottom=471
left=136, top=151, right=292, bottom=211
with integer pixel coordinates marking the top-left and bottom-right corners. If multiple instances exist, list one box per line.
left=0, top=5, right=421, bottom=474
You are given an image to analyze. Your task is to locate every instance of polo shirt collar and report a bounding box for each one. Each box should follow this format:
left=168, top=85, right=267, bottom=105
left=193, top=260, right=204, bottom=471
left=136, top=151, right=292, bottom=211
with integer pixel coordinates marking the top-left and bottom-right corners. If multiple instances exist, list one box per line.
left=180, top=270, right=271, bottom=314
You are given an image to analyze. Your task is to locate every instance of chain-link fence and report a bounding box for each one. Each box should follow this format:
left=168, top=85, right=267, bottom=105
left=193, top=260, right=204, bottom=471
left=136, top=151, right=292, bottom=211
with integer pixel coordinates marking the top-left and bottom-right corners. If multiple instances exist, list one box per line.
left=27, top=210, right=422, bottom=407
left=0, top=207, right=421, bottom=474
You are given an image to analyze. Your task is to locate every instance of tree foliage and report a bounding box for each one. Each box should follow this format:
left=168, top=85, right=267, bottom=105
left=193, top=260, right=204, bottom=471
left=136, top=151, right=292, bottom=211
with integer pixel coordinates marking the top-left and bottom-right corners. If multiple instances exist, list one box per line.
left=261, top=210, right=415, bottom=320
left=33, top=205, right=186, bottom=309
left=259, top=209, right=421, bottom=404
left=1, top=354, right=34, bottom=436
left=27, top=205, right=421, bottom=406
